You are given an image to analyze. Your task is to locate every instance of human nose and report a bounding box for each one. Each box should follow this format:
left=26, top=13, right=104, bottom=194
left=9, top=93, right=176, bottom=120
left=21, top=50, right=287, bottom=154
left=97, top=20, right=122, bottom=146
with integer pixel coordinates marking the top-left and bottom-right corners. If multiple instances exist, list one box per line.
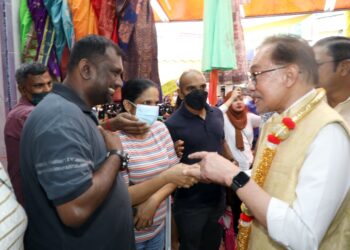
left=43, top=83, right=52, bottom=92
left=115, top=74, right=123, bottom=88
left=248, top=81, right=256, bottom=92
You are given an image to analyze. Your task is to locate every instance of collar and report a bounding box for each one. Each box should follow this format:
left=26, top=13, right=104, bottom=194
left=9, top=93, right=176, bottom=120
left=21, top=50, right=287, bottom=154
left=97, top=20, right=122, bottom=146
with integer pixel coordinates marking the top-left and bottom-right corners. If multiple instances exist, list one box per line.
left=336, top=96, right=350, bottom=106
left=19, top=96, right=33, bottom=106
left=270, top=89, right=316, bottom=121
left=178, top=102, right=213, bottom=118
left=52, top=83, right=98, bottom=124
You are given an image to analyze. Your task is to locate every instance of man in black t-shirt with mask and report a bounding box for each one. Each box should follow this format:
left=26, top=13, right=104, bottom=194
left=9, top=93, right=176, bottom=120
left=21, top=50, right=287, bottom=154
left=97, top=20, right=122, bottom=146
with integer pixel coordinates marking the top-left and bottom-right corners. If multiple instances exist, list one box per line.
left=165, top=69, right=228, bottom=250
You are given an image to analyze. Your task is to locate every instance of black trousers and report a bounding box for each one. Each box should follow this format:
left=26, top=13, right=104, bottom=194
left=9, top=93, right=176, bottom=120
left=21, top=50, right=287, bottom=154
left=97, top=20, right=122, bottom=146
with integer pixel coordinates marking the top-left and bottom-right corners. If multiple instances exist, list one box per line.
left=173, top=200, right=225, bottom=250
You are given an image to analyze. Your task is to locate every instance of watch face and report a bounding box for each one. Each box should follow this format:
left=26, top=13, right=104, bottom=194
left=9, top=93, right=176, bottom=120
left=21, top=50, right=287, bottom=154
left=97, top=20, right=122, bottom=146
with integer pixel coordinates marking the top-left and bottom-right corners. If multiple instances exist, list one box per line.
left=231, top=172, right=250, bottom=192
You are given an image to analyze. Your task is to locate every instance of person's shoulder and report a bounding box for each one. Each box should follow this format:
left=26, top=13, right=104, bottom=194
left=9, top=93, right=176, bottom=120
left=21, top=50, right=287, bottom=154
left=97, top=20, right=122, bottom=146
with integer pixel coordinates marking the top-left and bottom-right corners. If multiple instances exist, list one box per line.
left=152, top=120, right=166, bottom=129
left=6, top=103, right=34, bottom=120
left=165, top=110, right=182, bottom=125
left=209, top=105, right=224, bottom=117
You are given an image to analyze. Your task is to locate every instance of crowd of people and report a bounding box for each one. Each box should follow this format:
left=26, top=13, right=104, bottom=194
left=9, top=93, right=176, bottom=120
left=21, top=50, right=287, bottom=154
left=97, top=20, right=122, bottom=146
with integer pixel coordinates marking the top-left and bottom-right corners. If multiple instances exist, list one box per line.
left=1, top=34, right=350, bottom=250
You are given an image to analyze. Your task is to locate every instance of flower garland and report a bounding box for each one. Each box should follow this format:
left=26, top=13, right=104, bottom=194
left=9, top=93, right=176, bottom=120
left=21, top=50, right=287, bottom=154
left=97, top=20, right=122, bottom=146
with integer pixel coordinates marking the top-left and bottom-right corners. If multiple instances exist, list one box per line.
left=237, top=88, right=326, bottom=250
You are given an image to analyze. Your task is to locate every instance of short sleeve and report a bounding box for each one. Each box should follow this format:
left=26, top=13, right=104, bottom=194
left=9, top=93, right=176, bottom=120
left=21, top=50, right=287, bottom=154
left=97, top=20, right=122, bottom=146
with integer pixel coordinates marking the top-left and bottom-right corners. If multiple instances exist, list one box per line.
left=163, top=125, right=180, bottom=166
left=34, top=115, right=94, bottom=205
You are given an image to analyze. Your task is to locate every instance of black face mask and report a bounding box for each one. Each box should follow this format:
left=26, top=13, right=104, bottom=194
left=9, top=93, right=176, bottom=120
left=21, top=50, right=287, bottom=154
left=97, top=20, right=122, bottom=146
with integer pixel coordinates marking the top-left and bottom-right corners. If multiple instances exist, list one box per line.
left=184, top=89, right=208, bottom=110
left=31, top=92, right=49, bottom=106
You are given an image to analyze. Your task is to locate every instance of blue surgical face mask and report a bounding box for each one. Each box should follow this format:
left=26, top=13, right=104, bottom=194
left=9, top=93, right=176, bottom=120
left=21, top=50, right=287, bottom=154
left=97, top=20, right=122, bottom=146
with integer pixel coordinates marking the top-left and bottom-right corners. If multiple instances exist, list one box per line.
left=128, top=101, right=159, bottom=126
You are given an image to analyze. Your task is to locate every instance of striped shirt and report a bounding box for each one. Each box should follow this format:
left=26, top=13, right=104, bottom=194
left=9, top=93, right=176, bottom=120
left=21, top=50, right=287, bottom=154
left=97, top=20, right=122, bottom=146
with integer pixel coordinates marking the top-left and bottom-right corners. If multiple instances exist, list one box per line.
left=0, top=163, right=27, bottom=249
left=117, top=121, right=179, bottom=243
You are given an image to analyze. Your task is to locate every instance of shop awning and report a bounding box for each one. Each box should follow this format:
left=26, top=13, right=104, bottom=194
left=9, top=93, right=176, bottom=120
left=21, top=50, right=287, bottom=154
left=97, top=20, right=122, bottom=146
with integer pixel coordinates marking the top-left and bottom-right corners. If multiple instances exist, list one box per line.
left=152, top=0, right=350, bottom=22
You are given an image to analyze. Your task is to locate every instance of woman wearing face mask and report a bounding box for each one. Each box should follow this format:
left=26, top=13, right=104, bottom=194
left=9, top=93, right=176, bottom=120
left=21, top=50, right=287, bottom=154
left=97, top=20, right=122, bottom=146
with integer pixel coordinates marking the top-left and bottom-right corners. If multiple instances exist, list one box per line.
left=115, top=79, right=198, bottom=250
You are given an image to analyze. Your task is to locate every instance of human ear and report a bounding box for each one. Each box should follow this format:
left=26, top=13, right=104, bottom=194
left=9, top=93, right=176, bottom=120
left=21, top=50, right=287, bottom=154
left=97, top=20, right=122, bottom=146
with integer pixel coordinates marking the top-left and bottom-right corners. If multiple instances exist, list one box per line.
left=78, top=59, right=92, bottom=80
left=122, top=99, right=133, bottom=114
left=337, top=59, right=350, bottom=77
left=284, top=64, right=299, bottom=88
left=178, top=88, right=185, bottom=100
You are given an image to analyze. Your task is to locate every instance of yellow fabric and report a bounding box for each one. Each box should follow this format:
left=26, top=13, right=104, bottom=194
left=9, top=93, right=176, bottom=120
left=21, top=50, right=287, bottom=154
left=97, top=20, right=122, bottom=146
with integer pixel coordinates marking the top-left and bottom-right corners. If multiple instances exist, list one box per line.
left=67, top=0, right=98, bottom=41
left=334, top=97, right=350, bottom=127
left=248, top=93, right=350, bottom=249
left=345, top=11, right=350, bottom=37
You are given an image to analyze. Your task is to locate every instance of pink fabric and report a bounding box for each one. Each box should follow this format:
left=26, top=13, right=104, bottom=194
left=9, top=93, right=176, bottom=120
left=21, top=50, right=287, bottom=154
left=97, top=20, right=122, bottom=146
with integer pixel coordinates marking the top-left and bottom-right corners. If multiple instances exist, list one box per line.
left=219, top=208, right=237, bottom=250
left=4, top=97, right=35, bottom=206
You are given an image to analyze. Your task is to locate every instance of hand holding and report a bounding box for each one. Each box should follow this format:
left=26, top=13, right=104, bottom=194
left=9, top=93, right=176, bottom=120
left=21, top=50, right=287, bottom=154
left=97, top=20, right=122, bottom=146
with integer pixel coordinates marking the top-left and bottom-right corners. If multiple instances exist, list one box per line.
left=188, top=152, right=240, bottom=187
left=133, top=197, right=159, bottom=230
left=163, top=163, right=199, bottom=188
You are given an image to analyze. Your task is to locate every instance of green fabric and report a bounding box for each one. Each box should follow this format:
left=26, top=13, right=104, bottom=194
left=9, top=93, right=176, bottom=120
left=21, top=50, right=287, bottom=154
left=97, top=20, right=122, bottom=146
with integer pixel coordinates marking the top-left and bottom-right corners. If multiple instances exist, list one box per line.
left=202, top=0, right=237, bottom=72
left=19, top=0, right=33, bottom=53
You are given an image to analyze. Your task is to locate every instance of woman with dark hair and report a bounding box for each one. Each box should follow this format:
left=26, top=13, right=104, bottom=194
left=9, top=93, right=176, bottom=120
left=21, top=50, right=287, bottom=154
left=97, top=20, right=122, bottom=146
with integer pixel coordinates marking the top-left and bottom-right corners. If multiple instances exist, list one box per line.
left=116, top=79, right=198, bottom=250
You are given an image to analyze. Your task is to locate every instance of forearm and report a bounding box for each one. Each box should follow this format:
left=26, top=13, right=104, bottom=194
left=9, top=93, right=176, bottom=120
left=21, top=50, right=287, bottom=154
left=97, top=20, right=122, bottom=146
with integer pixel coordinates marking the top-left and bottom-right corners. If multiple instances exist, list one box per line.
left=224, top=172, right=271, bottom=227
left=57, top=155, right=121, bottom=227
left=128, top=172, right=169, bottom=205
left=149, top=183, right=176, bottom=204
left=100, top=117, right=118, bottom=131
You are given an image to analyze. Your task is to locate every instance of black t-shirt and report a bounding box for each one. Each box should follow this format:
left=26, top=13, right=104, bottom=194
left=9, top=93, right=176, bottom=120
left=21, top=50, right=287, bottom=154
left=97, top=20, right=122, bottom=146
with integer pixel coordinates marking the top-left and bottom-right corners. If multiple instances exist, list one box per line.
left=20, top=84, right=135, bottom=250
left=165, top=103, right=226, bottom=208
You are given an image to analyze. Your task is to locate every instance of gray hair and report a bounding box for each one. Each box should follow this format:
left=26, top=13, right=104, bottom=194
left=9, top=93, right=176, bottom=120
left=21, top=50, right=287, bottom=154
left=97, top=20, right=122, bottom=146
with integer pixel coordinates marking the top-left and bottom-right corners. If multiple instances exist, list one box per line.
left=15, top=62, right=48, bottom=85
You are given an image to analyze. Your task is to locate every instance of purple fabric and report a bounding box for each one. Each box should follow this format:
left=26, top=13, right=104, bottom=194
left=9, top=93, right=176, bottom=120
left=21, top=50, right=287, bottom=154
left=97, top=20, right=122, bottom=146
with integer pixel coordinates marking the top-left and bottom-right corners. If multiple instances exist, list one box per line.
left=27, top=0, right=61, bottom=80
left=4, top=97, right=35, bottom=206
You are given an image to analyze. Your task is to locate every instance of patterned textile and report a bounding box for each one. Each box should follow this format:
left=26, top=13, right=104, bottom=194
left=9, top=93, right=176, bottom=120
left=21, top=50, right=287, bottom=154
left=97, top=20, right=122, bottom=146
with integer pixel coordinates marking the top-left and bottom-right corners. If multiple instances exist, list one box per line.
left=43, top=0, right=75, bottom=62
left=119, top=0, right=162, bottom=99
left=220, top=0, right=248, bottom=84
left=27, top=0, right=61, bottom=80
left=0, top=163, right=27, bottom=249
left=19, top=0, right=38, bottom=62
left=67, top=0, right=98, bottom=41
left=92, top=0, right=117, bottom=40
left=117, top=0, right=138, bottom=51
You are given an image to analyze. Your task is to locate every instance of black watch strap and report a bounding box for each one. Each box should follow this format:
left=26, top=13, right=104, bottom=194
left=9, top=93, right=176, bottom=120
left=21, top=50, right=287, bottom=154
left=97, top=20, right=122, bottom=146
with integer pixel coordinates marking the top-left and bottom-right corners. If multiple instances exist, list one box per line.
left=231, top=171, right=250, bottom=192
left=107, top=149, right=130, bottom=171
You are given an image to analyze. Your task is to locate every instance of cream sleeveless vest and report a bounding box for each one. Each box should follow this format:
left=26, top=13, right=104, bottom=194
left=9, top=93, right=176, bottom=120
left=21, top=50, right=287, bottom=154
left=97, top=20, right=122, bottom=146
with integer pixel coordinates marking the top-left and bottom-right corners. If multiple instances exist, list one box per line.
left=248, top=94, right=350, bottom=250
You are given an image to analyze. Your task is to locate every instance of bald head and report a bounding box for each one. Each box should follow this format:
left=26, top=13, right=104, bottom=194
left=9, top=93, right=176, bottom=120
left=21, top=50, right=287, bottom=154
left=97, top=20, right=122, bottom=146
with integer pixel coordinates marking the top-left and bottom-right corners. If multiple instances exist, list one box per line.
left=179, top=69, right=206, bottom=90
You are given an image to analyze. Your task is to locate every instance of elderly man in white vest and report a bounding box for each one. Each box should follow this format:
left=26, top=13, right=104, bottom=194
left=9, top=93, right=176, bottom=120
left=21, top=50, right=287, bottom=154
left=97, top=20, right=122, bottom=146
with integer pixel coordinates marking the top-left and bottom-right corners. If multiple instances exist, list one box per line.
left=184, top=35, right=350, bottom=250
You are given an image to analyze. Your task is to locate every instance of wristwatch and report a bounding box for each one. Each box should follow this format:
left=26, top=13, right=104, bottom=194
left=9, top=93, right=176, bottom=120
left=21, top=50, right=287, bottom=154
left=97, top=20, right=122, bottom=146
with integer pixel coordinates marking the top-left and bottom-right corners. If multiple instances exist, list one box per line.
left=107, top=149, right=130, bottom=171
left=231, top=171, right=250, bottom=192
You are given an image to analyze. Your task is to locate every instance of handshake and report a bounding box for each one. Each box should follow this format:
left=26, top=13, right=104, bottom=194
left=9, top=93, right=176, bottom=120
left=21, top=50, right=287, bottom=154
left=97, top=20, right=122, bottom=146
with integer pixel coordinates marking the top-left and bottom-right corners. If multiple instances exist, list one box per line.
left=164, top=151, right=240, bottom=188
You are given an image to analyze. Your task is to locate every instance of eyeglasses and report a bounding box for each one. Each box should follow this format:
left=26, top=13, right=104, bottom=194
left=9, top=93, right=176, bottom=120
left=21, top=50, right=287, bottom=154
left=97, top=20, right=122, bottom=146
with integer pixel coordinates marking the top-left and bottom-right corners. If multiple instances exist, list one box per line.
left=248, top=65, right=287, bottom=85
left=316, top=59, right=349, bottom=67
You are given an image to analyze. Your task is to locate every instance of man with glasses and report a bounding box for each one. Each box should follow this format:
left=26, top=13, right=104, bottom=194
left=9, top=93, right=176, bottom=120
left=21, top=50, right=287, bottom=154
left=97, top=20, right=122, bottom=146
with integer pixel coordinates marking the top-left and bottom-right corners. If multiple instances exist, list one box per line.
left=313, top=36, right=350, bottom=125
left=184, top=35, right=350, bottom=250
